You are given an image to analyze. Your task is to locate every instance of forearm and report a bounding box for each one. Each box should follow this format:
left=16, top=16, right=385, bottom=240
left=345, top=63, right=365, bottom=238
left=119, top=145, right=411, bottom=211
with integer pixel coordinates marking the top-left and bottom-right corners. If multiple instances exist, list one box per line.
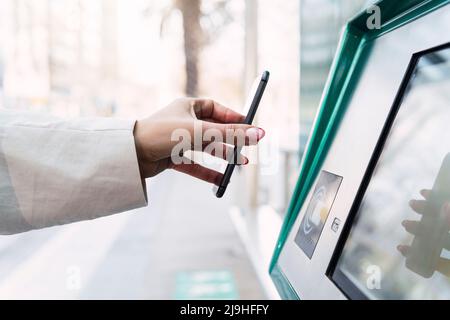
left=0, top=110, right=147, bottom=235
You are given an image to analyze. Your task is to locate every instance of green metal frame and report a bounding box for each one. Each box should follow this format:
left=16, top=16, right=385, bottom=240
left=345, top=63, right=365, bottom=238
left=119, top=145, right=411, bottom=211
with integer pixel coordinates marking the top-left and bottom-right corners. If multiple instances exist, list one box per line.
left=269, top=0, right=450, bottom=300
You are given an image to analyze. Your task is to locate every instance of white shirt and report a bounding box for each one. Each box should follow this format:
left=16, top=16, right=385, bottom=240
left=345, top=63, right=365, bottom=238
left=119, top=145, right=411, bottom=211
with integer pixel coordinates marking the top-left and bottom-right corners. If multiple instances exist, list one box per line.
left=0, top=110, right=148, bottom=235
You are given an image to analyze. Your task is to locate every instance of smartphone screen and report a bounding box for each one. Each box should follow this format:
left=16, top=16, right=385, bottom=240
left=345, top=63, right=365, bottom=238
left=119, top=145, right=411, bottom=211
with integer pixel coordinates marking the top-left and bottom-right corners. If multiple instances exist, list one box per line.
left=214, top=71, right=269, bottom=198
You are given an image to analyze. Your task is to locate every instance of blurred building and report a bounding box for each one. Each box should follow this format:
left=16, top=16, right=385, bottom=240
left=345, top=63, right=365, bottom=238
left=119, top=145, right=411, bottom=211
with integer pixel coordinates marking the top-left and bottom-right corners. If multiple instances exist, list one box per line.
left=48, top=0, right=119, bottom=117
left=0, top=0, right=119, bottom=116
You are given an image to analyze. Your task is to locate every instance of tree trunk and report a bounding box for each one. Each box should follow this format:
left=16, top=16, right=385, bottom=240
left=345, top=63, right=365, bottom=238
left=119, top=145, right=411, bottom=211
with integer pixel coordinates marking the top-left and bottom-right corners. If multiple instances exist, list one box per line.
left=176, top=0, right=202, bottom=96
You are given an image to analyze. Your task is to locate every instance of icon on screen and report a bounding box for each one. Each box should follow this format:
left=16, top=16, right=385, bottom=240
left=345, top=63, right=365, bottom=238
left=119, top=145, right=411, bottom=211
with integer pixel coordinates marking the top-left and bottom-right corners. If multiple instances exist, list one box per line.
left=295, top=171, right=343, bottom=259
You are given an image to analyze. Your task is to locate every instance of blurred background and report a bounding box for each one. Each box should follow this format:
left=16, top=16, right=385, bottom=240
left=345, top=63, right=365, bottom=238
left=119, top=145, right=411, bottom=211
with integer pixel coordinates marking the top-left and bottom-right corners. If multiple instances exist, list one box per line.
left=0, top=0, right=374, bottom=299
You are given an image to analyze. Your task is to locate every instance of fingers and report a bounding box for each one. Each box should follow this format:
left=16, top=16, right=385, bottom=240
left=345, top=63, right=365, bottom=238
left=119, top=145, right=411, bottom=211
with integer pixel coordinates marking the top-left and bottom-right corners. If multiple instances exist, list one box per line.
left=420, top=189, right=431, bottom=199
left=409, top=200, right=450, bottom=225
left=202, top=121, right=265, bottom=146
left=409, top=199, right=428, bottom=214
left=192, top=99, right=246, bottom=124
left=397, top=245, right=410, bottom=257
left=202, top=142, right=249, bottom=165
left=399, top=240, right=450, bottom=254
left=408, top=189, right=431, bottom=214
left=170, top=157, right=223, bottom=186
left=400, top=232, right=450, bottom=251
left=398, top=246, right=450, bottom=277
left=401, top=220, right=421, bottom=236
left=401, top=217, right=450, bottom=235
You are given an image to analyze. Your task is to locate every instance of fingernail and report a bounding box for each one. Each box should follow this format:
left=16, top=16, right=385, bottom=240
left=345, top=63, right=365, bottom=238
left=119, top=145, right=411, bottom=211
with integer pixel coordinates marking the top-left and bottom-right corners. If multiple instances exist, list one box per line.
left=246, top=128, right=265, bottom=140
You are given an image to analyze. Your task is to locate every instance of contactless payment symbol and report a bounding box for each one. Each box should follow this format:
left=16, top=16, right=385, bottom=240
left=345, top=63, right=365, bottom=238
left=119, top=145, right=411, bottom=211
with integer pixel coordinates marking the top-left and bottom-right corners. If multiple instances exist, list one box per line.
left=295, top=171, right=343, bottom=259
left=303, top=186, right=327, bottom=235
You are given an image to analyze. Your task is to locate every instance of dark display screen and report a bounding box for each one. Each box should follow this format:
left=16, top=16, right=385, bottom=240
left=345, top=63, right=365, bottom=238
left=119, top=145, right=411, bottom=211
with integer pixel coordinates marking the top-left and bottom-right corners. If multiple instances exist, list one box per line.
left=332, top=44, right=450, bottom=299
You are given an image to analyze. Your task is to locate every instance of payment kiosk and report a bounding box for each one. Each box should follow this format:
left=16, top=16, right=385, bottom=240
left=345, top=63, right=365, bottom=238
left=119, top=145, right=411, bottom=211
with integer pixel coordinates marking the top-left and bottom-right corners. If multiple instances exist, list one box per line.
left=270, top=0, right=450, bottom=299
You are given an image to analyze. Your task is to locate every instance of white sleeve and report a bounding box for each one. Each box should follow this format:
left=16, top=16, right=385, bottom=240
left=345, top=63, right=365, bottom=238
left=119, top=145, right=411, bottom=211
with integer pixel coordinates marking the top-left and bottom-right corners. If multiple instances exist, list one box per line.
left=0, top=110, right=148, bottom=235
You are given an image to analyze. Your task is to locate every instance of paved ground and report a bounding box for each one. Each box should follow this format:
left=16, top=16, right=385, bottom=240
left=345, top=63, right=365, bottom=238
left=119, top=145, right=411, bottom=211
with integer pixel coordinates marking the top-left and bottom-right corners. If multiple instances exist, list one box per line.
left=0, top=171, right=265, bottom=299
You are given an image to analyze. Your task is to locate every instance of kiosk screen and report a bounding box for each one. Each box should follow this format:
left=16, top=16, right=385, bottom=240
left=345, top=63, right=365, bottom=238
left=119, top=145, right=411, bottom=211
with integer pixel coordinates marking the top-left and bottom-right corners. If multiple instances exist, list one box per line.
left=332, top=45, right=450, bottom=299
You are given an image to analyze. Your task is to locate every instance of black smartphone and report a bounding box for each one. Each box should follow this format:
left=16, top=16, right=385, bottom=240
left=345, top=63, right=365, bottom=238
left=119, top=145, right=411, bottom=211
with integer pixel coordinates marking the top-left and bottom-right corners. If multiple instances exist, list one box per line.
left=215, top=70, right=270, bottom=198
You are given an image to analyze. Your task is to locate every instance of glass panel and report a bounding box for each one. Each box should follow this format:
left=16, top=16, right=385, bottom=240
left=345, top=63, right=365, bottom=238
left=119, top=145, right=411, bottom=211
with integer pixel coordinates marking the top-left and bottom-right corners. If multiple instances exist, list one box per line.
left=255, top=0, right=300, bottom=215
left=299, top=0, right=374, bottom=157
left=335, top=47, right=450, bottom=299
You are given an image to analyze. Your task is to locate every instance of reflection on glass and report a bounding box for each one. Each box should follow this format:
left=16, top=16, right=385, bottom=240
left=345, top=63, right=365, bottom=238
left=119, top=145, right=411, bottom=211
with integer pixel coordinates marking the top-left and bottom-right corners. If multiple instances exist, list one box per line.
left=299, top=0, right=374, bottom=157
left=334, top=47, right=450, bottom=299
left=402, top=154, right=450, bottom=279
left=294, top=171, right=343, bottom=258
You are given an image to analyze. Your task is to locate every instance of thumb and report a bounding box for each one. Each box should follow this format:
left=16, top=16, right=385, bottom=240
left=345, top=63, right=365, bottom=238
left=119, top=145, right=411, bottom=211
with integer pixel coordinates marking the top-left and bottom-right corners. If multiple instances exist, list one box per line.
left=203, top=121, right=265, bottom=146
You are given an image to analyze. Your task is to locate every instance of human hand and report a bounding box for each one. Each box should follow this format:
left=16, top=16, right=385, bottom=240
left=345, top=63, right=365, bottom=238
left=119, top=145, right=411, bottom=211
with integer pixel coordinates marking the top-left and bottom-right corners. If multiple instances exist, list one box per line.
left=397, top=189, right=450, bottom=277
left=133, top=98, right=265, bottom=185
